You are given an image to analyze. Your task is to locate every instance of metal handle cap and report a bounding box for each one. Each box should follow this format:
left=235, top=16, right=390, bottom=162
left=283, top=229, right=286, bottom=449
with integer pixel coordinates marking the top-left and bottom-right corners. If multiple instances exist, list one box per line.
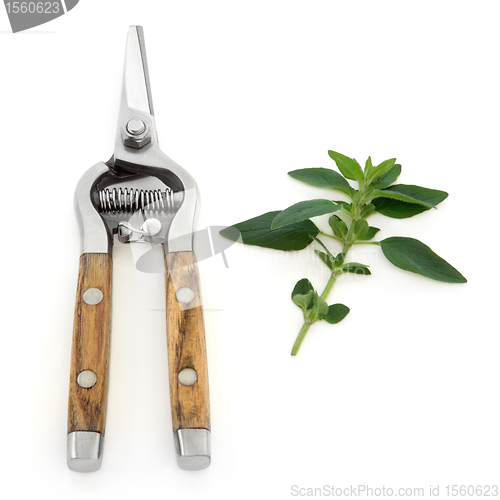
left=67, top=431, right=104, bottom=472
left=174, top=429, right=211, bottom=471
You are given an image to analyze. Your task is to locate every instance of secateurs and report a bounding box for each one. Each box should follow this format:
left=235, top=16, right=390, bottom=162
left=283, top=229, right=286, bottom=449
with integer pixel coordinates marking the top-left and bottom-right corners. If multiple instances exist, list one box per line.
left=67, top=26, right=211, bottom=472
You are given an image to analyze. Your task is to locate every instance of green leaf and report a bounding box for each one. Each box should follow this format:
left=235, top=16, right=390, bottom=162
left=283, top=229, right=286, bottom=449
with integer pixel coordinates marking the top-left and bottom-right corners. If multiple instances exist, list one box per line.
left=352, top=192, right=362, bottom=207
left=335, top=252, right=346, bottom=265
left=292, top=278, right=314, bottom=298
left=380, top=237, right=467, bottom=283
left=361, top=203, right=376, bottom=218
left=353, top=219, right=369, bottom=240
left=288, top=168, right=353, bottom=196
left=358, top=226, right=380, bottom=241
left=219, top=211, right=319, bottom=251
left=328, top=150, right=364, bottom=183
left=291, top=279, right=315, bottom=312
left=372, top=200, right=425, bottom=219
left=372, top=189, right=435, bottom=209
left=364, top=156, right=373, bottom=175
left=333, top=200, right=352, bottom=211
left=328, top=215, right=347, bottom=239
left=321, top=303, right=350, bottom=324
left=361, top=186, right=375, bottom=201
left=308, top=292, right=329, bottom=322
left=315, top=250, right=334, bottom=270
left=370, top=158, right=396, bottom=183
left=371, top=164, right=401, bottom=189
left=372, top=185, right=448, bottom=219
left=292, top=291, right=314, bottom=312
left=342, top=263, right=371, bottom=275
left=271, top=200, right=341, bottom=229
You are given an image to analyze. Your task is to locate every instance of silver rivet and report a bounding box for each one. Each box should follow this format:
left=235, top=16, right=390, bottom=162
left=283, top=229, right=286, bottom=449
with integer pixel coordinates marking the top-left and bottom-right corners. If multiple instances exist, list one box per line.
left=126, top=118, right=146, bottom=136
left=176, top=287, right=195, bottom=304
left=83, top=288, right=103, bottom=305
left=140, top=218, right=162, bottom=236
left=178, top=368, right=198, bottom=386
left=77, top=370, right=97, bottom=389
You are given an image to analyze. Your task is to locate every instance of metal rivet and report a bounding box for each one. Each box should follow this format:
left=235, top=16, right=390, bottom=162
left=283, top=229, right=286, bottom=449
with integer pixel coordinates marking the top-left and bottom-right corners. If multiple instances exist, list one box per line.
left=176, top=287, right=195, bottom=304
left=126, top=118, right=146, bottom=136
left=178, top=368, right=198, bottom=386
left=83, top=288, right=103, bottom=305
left=77, top=370, right=97, bottom=389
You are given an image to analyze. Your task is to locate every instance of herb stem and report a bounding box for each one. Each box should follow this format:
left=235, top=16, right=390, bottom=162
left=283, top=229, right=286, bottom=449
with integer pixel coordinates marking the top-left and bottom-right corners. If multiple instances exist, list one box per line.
left=291, top=319, right=313, bottom=356
left=342, top=239, right=353, bottom=255
left=291, top=272, right=337, bottom=356
left=342, top=217, right=357, bottom=254
left=319, top=231, right=344, bottom=243
left=313, top=236, right=336, bottom=261
left=292, top=182, right=370, bottom=355
left=320, top=272, right=336, bottom=300
left=352, top=240, right=381, bottom=246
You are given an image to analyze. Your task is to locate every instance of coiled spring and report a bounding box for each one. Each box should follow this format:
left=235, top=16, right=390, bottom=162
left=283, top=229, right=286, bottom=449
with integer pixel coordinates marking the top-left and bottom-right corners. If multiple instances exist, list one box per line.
left=98, top=187, right=175, bottom=213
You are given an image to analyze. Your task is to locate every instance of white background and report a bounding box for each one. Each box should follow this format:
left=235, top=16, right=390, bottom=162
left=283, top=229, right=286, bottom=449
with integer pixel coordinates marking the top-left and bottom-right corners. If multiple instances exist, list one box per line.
left=1, top=1, right=499, bottom=499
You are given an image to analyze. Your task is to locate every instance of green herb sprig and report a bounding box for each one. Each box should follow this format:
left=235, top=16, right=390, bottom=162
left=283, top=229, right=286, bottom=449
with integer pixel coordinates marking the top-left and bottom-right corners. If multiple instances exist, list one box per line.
left=220, top=151, right=466, bottom=355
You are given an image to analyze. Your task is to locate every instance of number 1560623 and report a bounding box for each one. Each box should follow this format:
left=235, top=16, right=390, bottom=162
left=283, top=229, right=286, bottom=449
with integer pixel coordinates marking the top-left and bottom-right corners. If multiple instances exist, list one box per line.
left=445, top=485, right=498, bottom=497
left=5, top=2, right=60, bottom=14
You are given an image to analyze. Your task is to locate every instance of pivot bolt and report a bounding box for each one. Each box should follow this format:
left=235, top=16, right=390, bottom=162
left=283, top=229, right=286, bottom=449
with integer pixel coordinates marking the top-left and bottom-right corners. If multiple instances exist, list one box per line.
left=122, top=118, right=151, bottom=149
left=126, top=118, right=146, bottom=136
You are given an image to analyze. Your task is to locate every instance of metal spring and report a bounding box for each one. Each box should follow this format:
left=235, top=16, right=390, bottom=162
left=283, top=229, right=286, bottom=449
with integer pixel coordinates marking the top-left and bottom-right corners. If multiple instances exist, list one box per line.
left=98, top=187, right=175, bottom=213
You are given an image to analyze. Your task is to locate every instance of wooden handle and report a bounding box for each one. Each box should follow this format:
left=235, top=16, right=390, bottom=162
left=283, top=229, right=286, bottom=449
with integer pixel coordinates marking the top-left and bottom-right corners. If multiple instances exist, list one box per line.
left=164, top=251, right=210, bottom=433
left=67, top=253, right=112, bottom=435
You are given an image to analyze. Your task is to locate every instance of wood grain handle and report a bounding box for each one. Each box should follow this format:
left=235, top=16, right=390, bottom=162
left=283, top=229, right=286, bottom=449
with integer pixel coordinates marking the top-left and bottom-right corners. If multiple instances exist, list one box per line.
left=164, top=251, right=210, bottom=433
left=67, top=253, right=112, bottom=435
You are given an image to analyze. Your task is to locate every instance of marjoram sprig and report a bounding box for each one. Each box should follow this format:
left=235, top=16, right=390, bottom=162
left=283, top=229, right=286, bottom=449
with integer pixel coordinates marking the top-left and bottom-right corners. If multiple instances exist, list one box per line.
left=220, top=151, right=466, bottom=355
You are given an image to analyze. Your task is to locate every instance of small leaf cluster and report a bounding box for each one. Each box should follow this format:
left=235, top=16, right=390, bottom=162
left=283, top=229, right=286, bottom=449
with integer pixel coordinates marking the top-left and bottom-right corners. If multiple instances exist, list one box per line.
left=292, top=278, right=349, bottom=325
left=220, top=150, right=466, bottom=355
